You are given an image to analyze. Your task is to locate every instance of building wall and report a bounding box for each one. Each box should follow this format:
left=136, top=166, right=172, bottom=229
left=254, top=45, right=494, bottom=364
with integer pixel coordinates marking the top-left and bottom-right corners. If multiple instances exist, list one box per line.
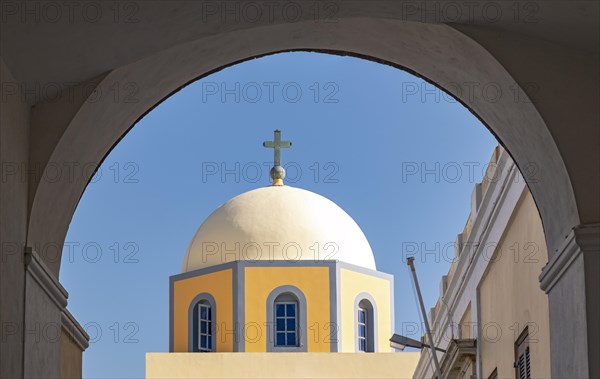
left=60, top=329, right=82, bottom=379
left=459, top=303, right=472, bottom=339
left=146, top=352, right=420, bottom=378
left=478, top=191, right=551, bottom=378
left=172, top=269, right=233, bottom=352
left=244, top=266, right=331, bottom=352
left=339, top=268, right=392, bottom=352
left=0, top=56, right=29, bottom=379
left=413, top=149, right=551, bottom=379
left=23, top=268, right=63, bottom=378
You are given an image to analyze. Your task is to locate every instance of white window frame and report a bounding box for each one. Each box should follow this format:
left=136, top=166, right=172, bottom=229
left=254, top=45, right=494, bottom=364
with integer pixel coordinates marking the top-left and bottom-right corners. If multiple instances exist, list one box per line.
left=357, top=306, right=368, bottom=352
left=198, top=302, right=213, bottom=352
left=274, top=301, right=298, bottom=347
left=266, top=285, right=307, bottom=352
left=354, top=293, right=378, bottom=353
left=187, top=293, right=216, bottom=353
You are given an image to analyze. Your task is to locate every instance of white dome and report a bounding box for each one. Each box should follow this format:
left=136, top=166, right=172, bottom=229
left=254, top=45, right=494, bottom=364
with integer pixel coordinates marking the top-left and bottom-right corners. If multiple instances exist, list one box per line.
left=182, top=186, right=376, bottom=272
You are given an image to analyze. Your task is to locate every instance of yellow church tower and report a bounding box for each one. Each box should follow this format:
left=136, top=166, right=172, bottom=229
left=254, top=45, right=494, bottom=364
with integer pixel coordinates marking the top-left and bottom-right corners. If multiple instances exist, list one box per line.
left=147, top=131, right=419, bottom=378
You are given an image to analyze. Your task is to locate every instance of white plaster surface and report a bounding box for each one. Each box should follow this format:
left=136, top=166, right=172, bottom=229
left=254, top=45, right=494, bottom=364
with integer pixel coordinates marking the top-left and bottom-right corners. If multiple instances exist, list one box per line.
left=182, top=186, right=376, bottom=272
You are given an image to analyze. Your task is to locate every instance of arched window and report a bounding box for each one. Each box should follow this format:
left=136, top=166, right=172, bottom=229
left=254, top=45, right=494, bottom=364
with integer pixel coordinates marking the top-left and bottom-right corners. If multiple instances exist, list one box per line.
left=274, top=293, right=298, bottom=347
left=355, top=293, right=377, bottom=352
left=357, top=303, right=368, bottom=352
left=197, top=300, right=213, bottom=351
left=188, top=293, right=216, bottom=352
left=266, top=285, right=307, bottom=352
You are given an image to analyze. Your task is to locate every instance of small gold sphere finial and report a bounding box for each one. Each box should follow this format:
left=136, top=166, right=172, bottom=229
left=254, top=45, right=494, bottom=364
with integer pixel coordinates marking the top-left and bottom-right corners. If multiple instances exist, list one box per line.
left=270, top=166, right=286, bottom=186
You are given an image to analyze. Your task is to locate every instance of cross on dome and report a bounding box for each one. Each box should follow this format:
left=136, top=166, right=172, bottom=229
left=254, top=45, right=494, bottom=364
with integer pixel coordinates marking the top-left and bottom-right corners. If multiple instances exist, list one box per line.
left=263, top=129, right=292, bottom=186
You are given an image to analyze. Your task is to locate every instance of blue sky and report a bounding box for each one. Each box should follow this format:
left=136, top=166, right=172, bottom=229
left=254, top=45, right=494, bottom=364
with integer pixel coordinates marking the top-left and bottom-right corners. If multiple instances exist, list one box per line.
left=60, top=52, right=497, bottom=378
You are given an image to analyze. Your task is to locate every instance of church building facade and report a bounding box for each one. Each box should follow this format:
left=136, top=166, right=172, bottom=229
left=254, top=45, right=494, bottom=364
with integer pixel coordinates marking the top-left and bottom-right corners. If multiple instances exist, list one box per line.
left=146, top=131, right=419, bottom=378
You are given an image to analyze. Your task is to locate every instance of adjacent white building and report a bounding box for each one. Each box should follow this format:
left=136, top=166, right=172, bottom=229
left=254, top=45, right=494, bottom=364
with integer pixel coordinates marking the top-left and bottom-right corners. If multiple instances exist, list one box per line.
left=413, top=146, right=551, bottom=379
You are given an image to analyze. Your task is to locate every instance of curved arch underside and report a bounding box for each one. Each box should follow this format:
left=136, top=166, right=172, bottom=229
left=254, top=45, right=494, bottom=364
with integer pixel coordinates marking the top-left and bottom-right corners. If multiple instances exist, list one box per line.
left=25, top=17, right=582, bottom=275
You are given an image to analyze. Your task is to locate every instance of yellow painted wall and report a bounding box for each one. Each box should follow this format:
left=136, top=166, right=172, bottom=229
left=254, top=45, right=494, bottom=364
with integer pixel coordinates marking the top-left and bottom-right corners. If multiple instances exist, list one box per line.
left=244, top=266, right=330, bottom=352
left=147, top=352, right=420, bottom=379
left=479, top=191, right=551, bottom=378
left=172, top=269, right=233, bottom=352
left=340, top=268, right=392, bottom=352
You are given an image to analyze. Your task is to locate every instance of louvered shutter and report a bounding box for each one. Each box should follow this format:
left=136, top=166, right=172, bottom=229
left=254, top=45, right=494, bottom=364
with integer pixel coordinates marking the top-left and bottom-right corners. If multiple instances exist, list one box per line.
left=515, top=328, right=531, bottom=379
left=525, top=346, right=531, bottom=379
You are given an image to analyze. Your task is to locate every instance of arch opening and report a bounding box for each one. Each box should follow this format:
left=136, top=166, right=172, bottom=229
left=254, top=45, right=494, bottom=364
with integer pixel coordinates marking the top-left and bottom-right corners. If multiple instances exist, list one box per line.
left=28, top=18, right=578, bottom=278
left=52, top=46, right=564, bottom=379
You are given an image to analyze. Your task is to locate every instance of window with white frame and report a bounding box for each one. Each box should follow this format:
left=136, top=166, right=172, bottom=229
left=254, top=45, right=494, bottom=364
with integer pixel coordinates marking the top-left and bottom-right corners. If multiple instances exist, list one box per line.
left=267, top=286, right=307, bottom=352
left=356, top=298, right=375, bottom=352
left=274, top=300, right=298, bottom=347
left=197, top=301, right=213, bottom=352
left=358, top=306, right=368, bottom=352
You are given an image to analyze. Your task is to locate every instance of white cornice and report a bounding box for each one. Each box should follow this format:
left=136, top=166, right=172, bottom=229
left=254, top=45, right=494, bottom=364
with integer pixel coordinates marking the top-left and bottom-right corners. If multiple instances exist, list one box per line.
left=61, top=309, right=90, bottom=351
left=24, top=247, right=91, bottom=351
left=539, top=224, right=600, bottom=293
left=24, top=247, right=68, bottom=309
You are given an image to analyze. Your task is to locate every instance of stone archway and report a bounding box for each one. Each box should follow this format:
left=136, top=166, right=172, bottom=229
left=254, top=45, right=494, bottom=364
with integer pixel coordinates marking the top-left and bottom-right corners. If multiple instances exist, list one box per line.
left=1, top=3, right=597, bottom=378
left=27, top=18, right=577, bottom=275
